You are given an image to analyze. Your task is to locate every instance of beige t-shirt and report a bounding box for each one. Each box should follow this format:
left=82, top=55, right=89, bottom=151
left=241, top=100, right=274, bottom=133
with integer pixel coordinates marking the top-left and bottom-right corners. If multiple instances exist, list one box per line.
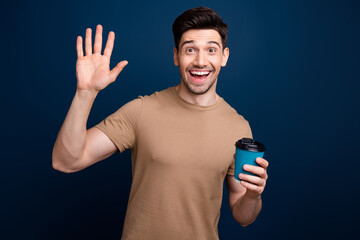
left=95, top=86, right=252, bottom=240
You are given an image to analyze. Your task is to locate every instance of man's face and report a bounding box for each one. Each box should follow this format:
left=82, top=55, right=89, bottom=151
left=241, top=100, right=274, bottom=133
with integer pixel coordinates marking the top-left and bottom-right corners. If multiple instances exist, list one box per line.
left=173, top=29, right=229, bottom=95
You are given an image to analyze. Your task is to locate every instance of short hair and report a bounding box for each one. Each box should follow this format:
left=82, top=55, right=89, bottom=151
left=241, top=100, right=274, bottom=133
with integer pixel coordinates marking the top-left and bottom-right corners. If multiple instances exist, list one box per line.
left=172, top=7, right=228, bottom=51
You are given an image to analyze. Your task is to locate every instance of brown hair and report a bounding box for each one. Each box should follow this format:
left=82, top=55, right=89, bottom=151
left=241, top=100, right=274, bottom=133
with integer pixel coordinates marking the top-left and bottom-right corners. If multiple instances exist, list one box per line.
left=172, top=7, right=228, bottom=51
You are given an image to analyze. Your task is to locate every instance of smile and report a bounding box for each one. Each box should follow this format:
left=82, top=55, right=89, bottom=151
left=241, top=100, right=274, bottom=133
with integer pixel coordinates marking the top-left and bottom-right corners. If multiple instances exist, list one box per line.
left=188, top=70, right=212, bottom=84
left=189, top=70, right=211, bottom=76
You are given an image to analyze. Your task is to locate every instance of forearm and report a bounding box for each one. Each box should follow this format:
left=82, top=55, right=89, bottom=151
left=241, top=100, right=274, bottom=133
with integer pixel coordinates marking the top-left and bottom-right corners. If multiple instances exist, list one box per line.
left=52, top=89, right=98, bottom=172
left=232, top=192, right=262, bottom=227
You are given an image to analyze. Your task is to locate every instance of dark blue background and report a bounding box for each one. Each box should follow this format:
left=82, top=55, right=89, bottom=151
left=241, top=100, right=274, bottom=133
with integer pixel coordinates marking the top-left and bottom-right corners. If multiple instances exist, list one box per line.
left=1, top=0, right=359, bottom=239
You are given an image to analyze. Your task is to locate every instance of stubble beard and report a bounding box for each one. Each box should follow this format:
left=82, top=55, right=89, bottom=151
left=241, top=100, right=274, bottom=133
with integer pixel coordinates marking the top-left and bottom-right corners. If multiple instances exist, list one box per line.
left=182, top=73, right=218, bottom=95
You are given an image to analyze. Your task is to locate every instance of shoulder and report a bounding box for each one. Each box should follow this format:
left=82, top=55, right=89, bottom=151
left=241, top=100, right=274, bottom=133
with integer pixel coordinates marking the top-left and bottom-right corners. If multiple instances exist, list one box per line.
left=220, top=99, right=253, bottom=137
left=138, top=87, right=173, bottom=100
left=137, top=87, right=176, bottom=108
left=216, top=100, right=252, bottom=138
left=219, top=99, right=249, bottom=124
left=111, top=97, right=143, bottom=116
left=113, top=87, right=172, bottom=113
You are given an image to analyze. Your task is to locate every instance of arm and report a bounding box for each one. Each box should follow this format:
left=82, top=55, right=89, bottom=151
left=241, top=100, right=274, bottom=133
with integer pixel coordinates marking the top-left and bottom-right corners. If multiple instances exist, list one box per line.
left=52, top=24, right=128, bottom=173
left=226, top=157, right=269, bottom=226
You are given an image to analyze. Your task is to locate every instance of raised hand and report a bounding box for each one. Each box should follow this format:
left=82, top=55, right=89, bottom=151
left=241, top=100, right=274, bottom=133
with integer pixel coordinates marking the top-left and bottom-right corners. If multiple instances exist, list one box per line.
left=76, top=24, right=128, bottom=93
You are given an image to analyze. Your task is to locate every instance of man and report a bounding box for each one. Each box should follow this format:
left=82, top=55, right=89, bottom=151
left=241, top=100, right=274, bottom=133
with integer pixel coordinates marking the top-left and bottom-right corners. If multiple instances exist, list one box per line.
left=52, top=7, right=269, bottom=240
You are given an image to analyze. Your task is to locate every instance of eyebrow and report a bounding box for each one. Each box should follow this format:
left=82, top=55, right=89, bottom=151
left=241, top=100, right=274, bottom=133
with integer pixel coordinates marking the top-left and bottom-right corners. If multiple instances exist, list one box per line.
left=181, top=40, right=221, bottom=49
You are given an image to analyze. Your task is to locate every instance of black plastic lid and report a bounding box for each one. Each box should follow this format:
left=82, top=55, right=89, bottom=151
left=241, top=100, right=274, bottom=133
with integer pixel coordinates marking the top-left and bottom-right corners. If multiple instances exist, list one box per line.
left=235, top=138, right=266, bottom=152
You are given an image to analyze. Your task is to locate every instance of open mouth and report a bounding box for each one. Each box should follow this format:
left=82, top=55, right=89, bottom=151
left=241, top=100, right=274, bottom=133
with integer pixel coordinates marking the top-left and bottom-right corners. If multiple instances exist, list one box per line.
left=188, top=70, right=211, bottom=83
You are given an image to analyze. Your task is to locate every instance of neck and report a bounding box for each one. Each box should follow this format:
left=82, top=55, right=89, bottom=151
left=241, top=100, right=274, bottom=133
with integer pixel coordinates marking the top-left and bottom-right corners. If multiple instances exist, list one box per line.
left=175, top=83, right=219, bottom=107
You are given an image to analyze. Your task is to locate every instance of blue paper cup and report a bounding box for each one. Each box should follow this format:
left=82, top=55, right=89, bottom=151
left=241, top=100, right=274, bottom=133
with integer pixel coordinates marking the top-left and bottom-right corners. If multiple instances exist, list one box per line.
left=234, top=138, right=266, bottom=181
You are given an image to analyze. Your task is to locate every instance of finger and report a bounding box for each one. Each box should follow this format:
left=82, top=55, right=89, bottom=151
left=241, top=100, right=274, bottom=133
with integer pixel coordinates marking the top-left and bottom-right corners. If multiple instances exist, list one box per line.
left=239, top=173, right=265, bottom=186
left=240, top=180, right=263, bottom=195
left=76, top=36, right=83, bottom=58
left=93, top=24, right=103, bottom=54
left=109, top=60, right=128, bottom=82
left=256, top=157, right=269, bottom=169
left=243, top=164, right=267, bottom=179
left=104, top=31, right=115, bottom=59
left=85, top=28, right=92, bottom=56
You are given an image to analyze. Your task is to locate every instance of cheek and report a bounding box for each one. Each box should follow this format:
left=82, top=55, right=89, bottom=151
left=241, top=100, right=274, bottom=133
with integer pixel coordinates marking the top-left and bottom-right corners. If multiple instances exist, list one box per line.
left=179, top=65, right=188, bottom=75
left=212, top=60, right=223, bottom=70
left=209, top=55, right=223, bottom=65
left=179, top=60, right=191, bottom=71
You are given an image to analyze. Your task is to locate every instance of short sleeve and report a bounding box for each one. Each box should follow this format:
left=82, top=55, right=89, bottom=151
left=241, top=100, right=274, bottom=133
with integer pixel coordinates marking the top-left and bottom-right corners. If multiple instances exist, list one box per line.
left=95, top=98, right=143, bottom=153
left=227, top=120, right=253, bottom=176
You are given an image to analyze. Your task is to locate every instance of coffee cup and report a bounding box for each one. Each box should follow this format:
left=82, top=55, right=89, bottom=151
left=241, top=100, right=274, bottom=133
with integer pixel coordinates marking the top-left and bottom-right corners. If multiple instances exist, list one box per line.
left=234, top=138, right=266, bottom=181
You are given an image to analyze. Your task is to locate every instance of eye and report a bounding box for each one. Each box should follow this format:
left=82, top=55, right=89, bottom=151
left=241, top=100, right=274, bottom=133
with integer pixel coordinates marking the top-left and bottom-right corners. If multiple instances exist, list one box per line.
left=185, top=48, right=195, bottom=53
left=209, top=48, right=216, bottom=53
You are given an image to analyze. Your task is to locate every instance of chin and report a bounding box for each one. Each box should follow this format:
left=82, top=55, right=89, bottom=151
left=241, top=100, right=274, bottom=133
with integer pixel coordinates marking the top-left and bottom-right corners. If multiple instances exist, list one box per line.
left=184, top=80, right=216, bottom=95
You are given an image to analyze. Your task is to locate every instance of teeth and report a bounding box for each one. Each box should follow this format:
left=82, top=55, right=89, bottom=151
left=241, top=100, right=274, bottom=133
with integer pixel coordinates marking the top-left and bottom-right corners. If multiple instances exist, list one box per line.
left=190, top=71, right=210, bottom=76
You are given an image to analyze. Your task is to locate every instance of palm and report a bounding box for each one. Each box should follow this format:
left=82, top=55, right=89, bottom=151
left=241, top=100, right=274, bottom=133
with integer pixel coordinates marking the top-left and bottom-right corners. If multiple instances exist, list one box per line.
left=76, top=54, right=111, bottom=91
left=75, top=25, right=127, bottom=92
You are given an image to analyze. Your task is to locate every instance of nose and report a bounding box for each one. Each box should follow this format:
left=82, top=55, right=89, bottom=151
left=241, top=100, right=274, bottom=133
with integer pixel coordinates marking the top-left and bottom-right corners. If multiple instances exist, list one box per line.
left=194, top=51, right=206, bottom=67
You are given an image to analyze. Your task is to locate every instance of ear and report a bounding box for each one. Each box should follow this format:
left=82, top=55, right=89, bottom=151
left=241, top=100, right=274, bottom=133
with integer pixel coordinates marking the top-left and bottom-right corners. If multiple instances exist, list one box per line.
left=221, top=47, right=230, bottom=67
left=173, top=47, right=179, bottom=66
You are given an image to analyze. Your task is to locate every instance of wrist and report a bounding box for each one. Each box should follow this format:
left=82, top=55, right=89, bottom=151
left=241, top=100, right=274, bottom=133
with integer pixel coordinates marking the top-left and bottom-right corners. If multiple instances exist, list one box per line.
left=244, top=190, right=262, bottom=201
left=76, top=89, right=99, bottom=99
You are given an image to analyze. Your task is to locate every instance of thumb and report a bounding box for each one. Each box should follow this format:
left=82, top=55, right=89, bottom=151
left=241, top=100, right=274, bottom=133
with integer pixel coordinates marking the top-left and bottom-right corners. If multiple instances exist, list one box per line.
left=109, top=60, right=128, bottom=82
